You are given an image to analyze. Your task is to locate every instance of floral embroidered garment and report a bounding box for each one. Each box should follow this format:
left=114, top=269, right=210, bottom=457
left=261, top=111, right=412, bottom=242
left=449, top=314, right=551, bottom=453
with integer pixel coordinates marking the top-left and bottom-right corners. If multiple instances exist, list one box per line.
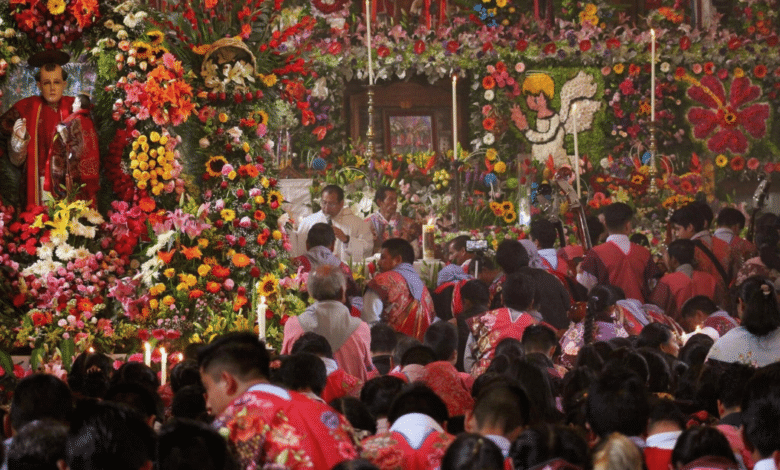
left=212, top=383, right=358, bottom=469
left=706, top=326, right=780, bottom=367
left=466, top=307, right=539, bottom=376
left=366, top=269, right=434, bottom=341
left=361, top=413, right=454, bottom=470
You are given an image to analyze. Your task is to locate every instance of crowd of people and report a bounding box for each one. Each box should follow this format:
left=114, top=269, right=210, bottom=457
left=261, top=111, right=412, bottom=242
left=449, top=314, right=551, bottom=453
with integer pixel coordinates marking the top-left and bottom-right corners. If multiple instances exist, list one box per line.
left=5, top=187, right=780, bottom=470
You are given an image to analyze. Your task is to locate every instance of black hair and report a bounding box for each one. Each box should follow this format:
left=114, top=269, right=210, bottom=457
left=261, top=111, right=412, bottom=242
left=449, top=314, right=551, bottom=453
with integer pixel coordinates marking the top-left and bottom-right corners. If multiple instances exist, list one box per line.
left=582, top=285, right=618, bottom=346
left=755, top=225, right=780, bottom=272
left=424, top=321, right=458, bottom=362
left=387, top=383, right=448, bottom=425
left=360, top=375, right=405, bottom=419
left=65, top=401, right=155, bottom=470
left=493, top=338, right=524, bottom=362
left=636, top=322, right=675, bottom=350
left=374, top=186, right=396, bottom=205
left=586, top=367, right=649, bottom=438
left=667, top=239, right=696, bottom=265
left=68, top=351, right=113, bottom=399
left=670, top=204, right=706, bottom=233
left=278, top=353, right=327, bottom=396
left=486, top=357, right=557, bottom=425
left=693, top=201, right=714, bottom=228
left=575, top=344, right=605, bottom=372
left=197, top=332, right=270, bottom=381
left=741, top=363, right=780, bottom=458
left=738, top=275, right=780, bottom=336
left=381, top=238, right=415, bottom=264
left=638, top=348, right=673, bottom=394
left=306, top=222, right=335, bottom=248
left=170, top=385, right=208, bottom=421
left=647, top=398, right=686, bottom=431
left=530, top=219, right=558, bottom=249
left=562, top=367, right=597, bottom=427
left=509, top=424, right=591, bottom=470
left=105, top=382, right=159, bottom=422
left=449, top=235, right=470, bottom=252
left=629, top=232, right=650, bottom=247
left=10, top=374, right=72, bottom=431
left=331, top=460, right=380, bottom=470
left=158, top=418, right=236, bottom=470
left=717, top=207, right=746, bottom=229
left=440, top=433, right=504, bottom=470
left=495, top=240, right=529, bottom=274
left=680, top=295, right=720, bottom=319
left=170, top=359, right=202, bottom=394
left=586, top=215, right=605, bottom=246
left=290, top=331, right=334, bottom=358
left=671, top=426, right=736, bottom=468
left=110, top=361, right=160, bottom=393
left=329, top=397, right=377, bottom=435
left=717, top=362, right=755, bottom=410
left=501, top=272, right=535, bottom=311
left=392, top=335, right=421, bottom=366
left=400, top=345, right=436, bottom=367
left=678, top=334, right=714, bottom=367
left=522, top=325, right=557, bottom=355
left=34, top=63, right=68, bottom=82
left=755, top=212, right=780, bottom=233
left=604, top=348, right=650, bottom=385
left=602, top=202, right=633, bottom=232
left=7, top=419, right=68, bottom=470
left=460, top=279, right=490, bottom=306
left=471, top=381, right=530, bottom=435
left=321, top=184, right=344, bottom=202
left=370, top=323, right=397, bottom=354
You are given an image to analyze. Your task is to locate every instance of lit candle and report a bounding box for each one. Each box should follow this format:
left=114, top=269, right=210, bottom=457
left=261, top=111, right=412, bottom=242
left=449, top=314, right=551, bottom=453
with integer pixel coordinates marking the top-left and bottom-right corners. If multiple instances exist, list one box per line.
left=572, top=103, right=580, bottom=198
left=452, top=74, right=458, bottom=159
left=366, top=0, right=373, bottom=85
left=160, top=347, right=167, bottom=384
left=144, top=342, right=151, bottom=367
left=88, top=347, right=95, bottom=354
left=257, top=295, right=267, bottom=342
left=423, top=219, right=435, bottom=261
left=650, top=29, right=656, bottom=122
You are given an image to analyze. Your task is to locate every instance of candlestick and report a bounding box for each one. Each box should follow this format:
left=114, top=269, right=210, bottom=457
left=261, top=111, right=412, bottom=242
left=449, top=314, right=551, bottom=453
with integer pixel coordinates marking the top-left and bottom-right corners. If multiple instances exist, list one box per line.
left=572, top=103, right=580, bottom=198
left=257, top=295, right=267, bottom=342
left=366, top=0, right=373, bottom=85
left=452, top=74, right=457, bottom=159
left=160, top=347, right=167, bottom=384
left=422, top=221, right=435, bottom=261
left=650, top=29, right=656, bottom=123
left=144, top=342, right=151, bottom=367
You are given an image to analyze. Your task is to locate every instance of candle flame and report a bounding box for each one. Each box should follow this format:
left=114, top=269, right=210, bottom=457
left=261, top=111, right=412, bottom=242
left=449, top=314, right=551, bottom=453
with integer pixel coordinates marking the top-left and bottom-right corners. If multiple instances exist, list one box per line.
left=695, top=325, right=702, bottom=333
left=427, top=217, right=435, bottom=225
left=651, top=29, right=655, bottom=38
left=88, top=347, right=95, bottom=353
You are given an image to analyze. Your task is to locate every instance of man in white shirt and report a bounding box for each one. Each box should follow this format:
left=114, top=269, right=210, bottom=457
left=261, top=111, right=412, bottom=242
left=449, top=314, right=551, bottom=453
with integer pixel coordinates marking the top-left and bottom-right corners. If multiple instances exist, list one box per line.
left=294, top=184, right=372, bottom=263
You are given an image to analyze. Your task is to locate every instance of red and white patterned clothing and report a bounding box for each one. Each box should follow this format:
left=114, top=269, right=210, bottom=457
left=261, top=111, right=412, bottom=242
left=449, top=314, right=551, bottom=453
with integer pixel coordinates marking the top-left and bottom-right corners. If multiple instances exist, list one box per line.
left=649, top=264, right=721, bottom=320
left=363, top=269, right=435, bottom=341
left=360, top=413, right=454, bottom=470
left=465, top=307, right=539, bottom=376
left=579, top=234, right=660, bottom=302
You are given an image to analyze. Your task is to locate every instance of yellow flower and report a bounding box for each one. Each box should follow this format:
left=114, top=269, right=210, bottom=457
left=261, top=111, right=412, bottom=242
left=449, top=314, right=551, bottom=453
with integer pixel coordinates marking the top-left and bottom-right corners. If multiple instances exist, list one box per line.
left=242, top=142, right=250, bottom=152
left=613, top=63, right=625, bottom=74
left=486, top=148, right=498, bottom=161
left=254, top=195, right=265, bottom=205
left=206, top=156, right=228, bottom=177
left=715, top=154, right=728, bottom=167
left=150, top=131, right=161, bottom=143
left=150, top=283, right=166, bottom=296
left=218, top=113, right=228, bottom=123
left=501, top=201, right=514, bottom=212
left=176, top=282, right=189, bottom=292
left=164, top=268, right=175, bottom=278
left=272, top=230, right=282, bottom=240
left=198, top=264, right=211, bottom=277
left=261, top=74, right=278, bottom=87
left=47, top=0, right=65, bottom=15
left=149, top=299, right=159, bottom=310
left=494, top=161, right=507, bottom=174
left=261, top=177, right=270, bottom=188
left=489, top=201, right=504, bottom=216
left=257, top=110, right=269, bottom=126
left=496, top=0, right=507, bottom=7
left=259, top=273, right=279, bottom=296
left=162, top=295, right=176, bottom=306
left=147, top=30, right=165, bottom=46
left=584, top=3, right=598, bottom=14
left=503, top=210, right=517, bottom=224
left=221, top=209, right=236, bottom=222
left=198, top=238, right=209, bottom=248
left=734, top=68, right=744, bottom=78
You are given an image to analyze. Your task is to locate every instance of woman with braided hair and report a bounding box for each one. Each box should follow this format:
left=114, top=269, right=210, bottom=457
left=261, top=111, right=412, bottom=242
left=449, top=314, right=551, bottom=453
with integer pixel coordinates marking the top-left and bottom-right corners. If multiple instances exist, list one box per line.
left=707, top=275, right=780, bottom=366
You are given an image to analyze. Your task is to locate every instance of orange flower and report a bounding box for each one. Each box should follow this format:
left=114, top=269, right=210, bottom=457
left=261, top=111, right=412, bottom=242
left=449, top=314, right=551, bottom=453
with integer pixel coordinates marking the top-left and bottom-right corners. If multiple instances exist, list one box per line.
left=482, top=76, right=496, bottom=90
left=212, top=265, right=231, bottom=278
left=77, top=298, right=94, bottom=312
left=138, top=197, right=156, bottom=212
left=482, top=117, right=496, bottom=131
left=158, top=250, right=175, bottom=263
left=189, top=290, right=204, bottom=299
left=233, top=295, right=248, bottom=312
left=254, top=210, right=266, bottom=222
left=232, top=253, right=251, bottom=268
left=181, top=246, right=203, bottom=260
left=206, top=282, right=221, bottom=293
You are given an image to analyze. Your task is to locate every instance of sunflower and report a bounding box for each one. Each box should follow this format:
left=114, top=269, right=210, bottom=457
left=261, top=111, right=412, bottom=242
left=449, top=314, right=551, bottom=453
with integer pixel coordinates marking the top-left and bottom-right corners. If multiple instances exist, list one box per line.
left=715, top=154, right=728, bottom=168
left=501, top=201, right=514, bottom=212
left=132, top=41, right=153, bottom=60
left=47, top=0, right=66, bottom=15
left=147, top=30, right=165, bottom=46
left=258, top=273, right=278, bottom=296
left=268, top=190, right=284, bottom=208
left=489, top=201, right=504, bottom=216
left=257, top=110, right=269, bottom=126
left=206, top=156, right=228, bottom=177
left=503, top=210, right=517, bottom=224
left=220, top=209, right=236, bottom=222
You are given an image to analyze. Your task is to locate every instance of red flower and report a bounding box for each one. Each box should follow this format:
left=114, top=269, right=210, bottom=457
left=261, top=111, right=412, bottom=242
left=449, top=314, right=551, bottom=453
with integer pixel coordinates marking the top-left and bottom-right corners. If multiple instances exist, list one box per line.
left=686, top=75, right=770, bottom=154
left=754, top=64, right=768, bottom=79
left=730, top=156, right=745, bottom=171
left=515, top=39, right=528, bottom=51
left=628, top=64, right=641, bottom=77
left=767, top=35, right=779, bottom=47
left=446, top=41, right=459, bottom=53
left=775, top=163, right=780, bottom=173
left=764, top=162, right=775, bottom=173
left=680, top=36, right=691, bottom=51
left=606, top=38, right=621, bottom=49
left=482, top=76, right=496, bottom=90
left=377, top=46, right=390, bottom=58
left=482, top=117, right=496, bottom=131
left=728, top=37, right=742, bottom=50
left=327, top=42, right=342, bottom=55
left=747, top=157, right=760, bottom=170
left=704, top=62, right=715, bottom=75
left=414, top=40, right=425, bottom=54
left=495, top=62, right=506, bottom=73
left=675, top=67, right=686, bottom=78
left=579, top=40, right=592, bottom=52
left=543, top=43, right=557, bottom=54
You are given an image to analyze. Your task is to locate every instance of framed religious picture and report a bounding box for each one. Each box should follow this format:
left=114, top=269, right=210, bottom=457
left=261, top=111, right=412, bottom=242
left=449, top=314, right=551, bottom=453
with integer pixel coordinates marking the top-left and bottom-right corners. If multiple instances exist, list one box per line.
left=385, top=112, right=436, bottom=155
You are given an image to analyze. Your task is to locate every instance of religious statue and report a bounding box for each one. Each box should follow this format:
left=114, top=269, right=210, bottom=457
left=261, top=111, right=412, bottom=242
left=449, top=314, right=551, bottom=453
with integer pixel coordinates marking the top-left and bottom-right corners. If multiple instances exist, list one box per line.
left=0, top=51, right=75, bottom=208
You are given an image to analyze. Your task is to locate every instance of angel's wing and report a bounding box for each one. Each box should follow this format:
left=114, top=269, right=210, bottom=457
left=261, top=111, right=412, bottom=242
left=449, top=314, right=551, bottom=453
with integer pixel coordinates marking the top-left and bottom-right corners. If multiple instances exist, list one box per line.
left=559, top=70, right=599, bottom=125
left=562, top=98, right=601, bottom=135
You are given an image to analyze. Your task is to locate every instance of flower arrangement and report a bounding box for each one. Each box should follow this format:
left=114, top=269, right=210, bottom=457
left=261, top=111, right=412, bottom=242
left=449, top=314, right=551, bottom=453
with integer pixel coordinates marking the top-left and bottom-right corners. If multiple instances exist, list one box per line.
left=10, top=0, right=100, bottom=49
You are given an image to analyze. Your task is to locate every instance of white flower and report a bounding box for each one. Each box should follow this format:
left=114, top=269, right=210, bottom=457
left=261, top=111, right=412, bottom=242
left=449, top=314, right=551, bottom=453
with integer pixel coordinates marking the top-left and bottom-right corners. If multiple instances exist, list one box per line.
left=145, top=230, right=176, bottom=257
left=37, top=243, right=54, bottom=260
left=117, top=29, right=128, bottom=39
left=311, top=77, right=329, bottom=99
left=69, top=220, right=96, bottom=239
left=74, top=248, right=91, bottom=259
left=58, top=319, right=67, bottom=327
left=600, top=158, right=610, bottom=168
left=483, top=133, right=495, bottom=145
left=82, top=208, right=104, bottom=225
left=484, top=90, right=495, bottom=101
left=135, top=257, right=163, bottom=286
left=199, top=137, right=210, bottom=148
left=123, top=11, right=147, bottom=29
left=55, top=243, right=77, bottom=261
left=226, top=127, right=243, bottom=142
left=660, top=62, right=670, bottom=73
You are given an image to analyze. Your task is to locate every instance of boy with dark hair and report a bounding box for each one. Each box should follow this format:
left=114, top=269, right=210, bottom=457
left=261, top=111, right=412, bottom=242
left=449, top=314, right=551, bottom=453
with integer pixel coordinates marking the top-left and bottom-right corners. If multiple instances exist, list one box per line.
left=671, top=203, right=735, bottom=292
left=361, top=383, right=454, bottom=470
left=158, top=419, right=236, bottom=470
left=522, top=324, right=567, bottom=380
left=649, top=239, right=723, bottom=321
left=360, top=375, right=406, bottom=434
left=531, top=219, right=569, bottom=276
left=363, top=238, right=435, bottom=341
left=715, top=363, right=756, bottom=469
left=644, top=399, right=686, bottom=470
left=586, top=366, right=650, bottom=445
left=679, top=295, right=739, bottom=337
left=715, top=207, right=758, bottom=262
left=423, top=321, right=458, bottom=363
left=741, top=364, right=780, bottom=470
left=198, top=332, right=358, bottom=468
left=7, top=420, right=68, bottom=470
left=290, top=331, right=363, bottom=404
left=278, top=352, right=328, bottom=399
left=465, top=382, right=530, bottom=459
left=370, top=323, right=397, bottom=375
left=579, top=202, right=660, bottom=302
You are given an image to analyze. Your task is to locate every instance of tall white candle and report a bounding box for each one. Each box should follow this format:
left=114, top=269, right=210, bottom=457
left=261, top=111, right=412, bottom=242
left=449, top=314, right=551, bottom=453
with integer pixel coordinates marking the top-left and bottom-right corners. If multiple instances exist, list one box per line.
left=650, top=29, right=656, bottom=122
left=257, top=295, right=267, bottom=342
left=144, top=342, right=151, bottom=367
left=366, top=0, right=373, bottom=85
left=160, top=347, right=167, bottom=384
left=572, top=103, right=580, bottom=197
left=452, top=74, right=458, bottom=158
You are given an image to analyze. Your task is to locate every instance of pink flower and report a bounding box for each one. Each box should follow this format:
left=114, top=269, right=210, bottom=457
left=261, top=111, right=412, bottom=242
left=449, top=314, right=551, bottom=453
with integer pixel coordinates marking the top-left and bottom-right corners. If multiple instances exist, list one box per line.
left=747, top=158, right=760, bottom=170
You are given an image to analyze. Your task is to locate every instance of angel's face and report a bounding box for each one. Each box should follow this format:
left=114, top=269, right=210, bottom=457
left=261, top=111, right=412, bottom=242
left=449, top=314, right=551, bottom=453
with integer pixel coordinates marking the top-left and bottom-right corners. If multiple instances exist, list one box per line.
left=526, top=93, right=548, bottom=112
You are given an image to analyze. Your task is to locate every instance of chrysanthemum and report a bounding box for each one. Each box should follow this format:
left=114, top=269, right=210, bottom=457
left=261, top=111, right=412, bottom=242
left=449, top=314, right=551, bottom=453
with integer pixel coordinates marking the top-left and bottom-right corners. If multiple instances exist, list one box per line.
left=47, top=0, right=66, bottom=15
